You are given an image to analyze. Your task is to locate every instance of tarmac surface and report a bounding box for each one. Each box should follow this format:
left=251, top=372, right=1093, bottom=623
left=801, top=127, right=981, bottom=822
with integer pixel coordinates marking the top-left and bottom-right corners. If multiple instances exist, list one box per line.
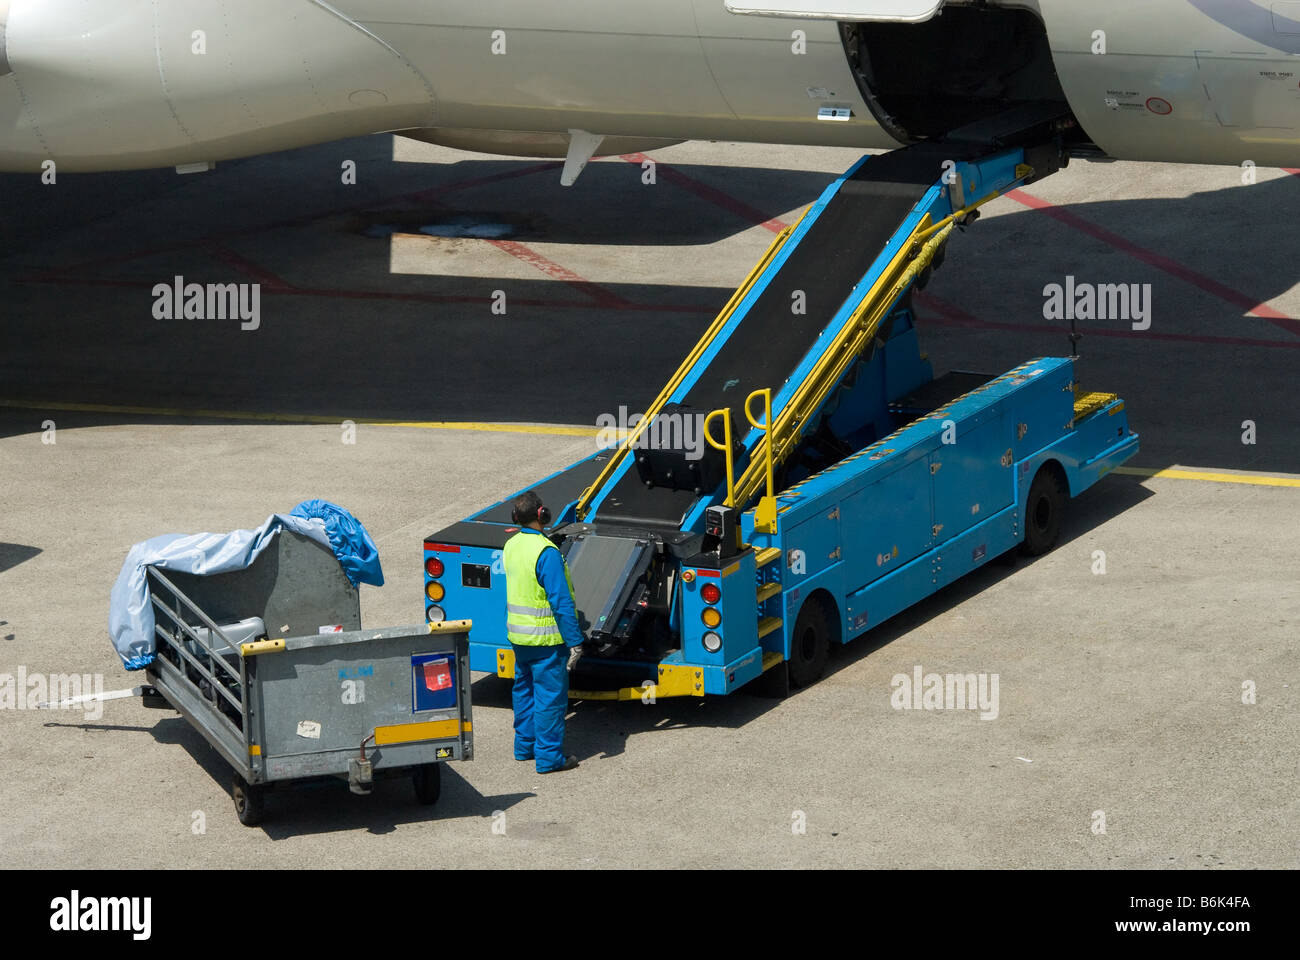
left=1, top=136, right=1297, bottom=867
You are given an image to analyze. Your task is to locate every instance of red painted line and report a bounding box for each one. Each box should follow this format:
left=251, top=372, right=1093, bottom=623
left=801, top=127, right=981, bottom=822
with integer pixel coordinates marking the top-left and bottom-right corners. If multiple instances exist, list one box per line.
left=207, top=244, right=295, bottom=292
left=913, top=291, right=980, bottom=327
left=1005, top=188, right=1300, bottom=337
left=392, top=161, right=558, bottom=206
left=484, top=238, right=632, bottom=307
left=13, top=273, right=712, bottom=313
left=919, top=292, right=1300, bottom=349
left=28, top=161, right=561, bottom=282
left=18, top=272, right=1299, bottom=348
left=619, top=153, right=789, bottom=234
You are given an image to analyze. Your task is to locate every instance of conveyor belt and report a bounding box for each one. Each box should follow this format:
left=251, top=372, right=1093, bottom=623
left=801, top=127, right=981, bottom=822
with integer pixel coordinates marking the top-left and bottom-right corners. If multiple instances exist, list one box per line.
left=594, top=141, right=979, bottom=527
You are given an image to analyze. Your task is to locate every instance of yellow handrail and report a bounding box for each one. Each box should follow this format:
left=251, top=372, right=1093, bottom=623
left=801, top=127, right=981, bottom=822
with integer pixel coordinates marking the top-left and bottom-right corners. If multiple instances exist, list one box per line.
left=731, top=218, right=955, bottom=510
left=574, top=211, right=809, bottom=520
left=912, top=163, right=1033, bottom=246
left=703, top=408, right=736, bottom=508
left=744, top=388, right=778, bottom=534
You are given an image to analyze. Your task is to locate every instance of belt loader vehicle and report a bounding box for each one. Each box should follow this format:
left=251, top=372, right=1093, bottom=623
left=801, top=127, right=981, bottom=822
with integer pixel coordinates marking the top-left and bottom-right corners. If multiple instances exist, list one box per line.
left=422, top=115, right=1139, bottom=699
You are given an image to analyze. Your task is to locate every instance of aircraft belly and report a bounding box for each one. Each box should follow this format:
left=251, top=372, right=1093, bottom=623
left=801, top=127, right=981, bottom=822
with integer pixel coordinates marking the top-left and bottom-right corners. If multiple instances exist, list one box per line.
left=355, top=0, right=893, bottom=146
left=1041, top=0, right=1300, bottom=166
left=1, top=0, right=435, bottom=172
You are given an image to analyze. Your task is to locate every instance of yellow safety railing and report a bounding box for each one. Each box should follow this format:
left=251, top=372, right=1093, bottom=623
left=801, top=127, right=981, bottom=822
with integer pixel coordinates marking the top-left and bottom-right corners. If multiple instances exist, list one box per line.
left=743, top=388, right=778, bottom=534
left=574, top=210, right=809, bottom=520
left=913, top=162, right=1034, bottom=245
left=730, top=216, right=955, bottom=511
left=703, top=407, right=736, bottom=508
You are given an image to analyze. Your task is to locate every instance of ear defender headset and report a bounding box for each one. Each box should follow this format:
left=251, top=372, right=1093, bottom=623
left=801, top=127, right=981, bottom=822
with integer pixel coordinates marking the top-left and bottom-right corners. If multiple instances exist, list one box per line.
left=512, top=494, right=551, bottom=527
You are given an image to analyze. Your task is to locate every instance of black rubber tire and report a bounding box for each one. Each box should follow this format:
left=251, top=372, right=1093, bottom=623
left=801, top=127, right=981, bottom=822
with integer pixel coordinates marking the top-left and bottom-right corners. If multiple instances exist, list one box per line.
left=232, top=774, right=266, bottom=827
left=1021, top=466, right=1067, bottom=556
left=412, top=763, right=442, bottom=806
left=787, top=599, right=831, bottom=689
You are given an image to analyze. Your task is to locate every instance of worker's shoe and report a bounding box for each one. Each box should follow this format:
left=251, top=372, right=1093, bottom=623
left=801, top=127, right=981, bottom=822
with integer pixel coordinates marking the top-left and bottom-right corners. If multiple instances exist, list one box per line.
left=515, top=753, right=533, bottom=762
left=538, top=755, right=579, bottom=774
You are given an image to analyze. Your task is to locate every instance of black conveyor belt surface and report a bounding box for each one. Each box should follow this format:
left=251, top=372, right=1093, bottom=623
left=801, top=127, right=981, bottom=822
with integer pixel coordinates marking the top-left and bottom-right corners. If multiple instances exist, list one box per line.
left=595, top=142, right=970, bottom=526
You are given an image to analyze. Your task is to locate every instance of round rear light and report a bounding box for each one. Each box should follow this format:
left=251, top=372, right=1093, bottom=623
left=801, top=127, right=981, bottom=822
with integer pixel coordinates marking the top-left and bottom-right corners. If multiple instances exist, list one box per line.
left=681, top=569, right=696, bottom=583
left=426, top=604, right=445, bottom=623
left=701, top=583, right=721, bottom=604
left=426, top=581, right=445, bottom=602
left=701, top=607, right=721, bottom=629
left=425, top=557, right=444, bottom=578
left=702, top=631, right=722, bottom=653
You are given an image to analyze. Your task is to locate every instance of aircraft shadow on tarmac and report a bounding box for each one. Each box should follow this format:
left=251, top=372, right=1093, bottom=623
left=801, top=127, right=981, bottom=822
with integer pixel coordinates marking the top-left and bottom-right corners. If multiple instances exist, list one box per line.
left=1, top=136, right=1296, bottom=477
left=43, top=712, right=535, bottom=838
left=0, top=543, right=42, bottom=574
left=468, top=471, right=1151, bottom=762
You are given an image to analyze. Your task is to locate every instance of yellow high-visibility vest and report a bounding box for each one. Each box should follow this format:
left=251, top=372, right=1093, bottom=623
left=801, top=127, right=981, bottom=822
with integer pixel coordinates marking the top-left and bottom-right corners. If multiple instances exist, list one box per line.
left=503, top=531, right=573, bottom=646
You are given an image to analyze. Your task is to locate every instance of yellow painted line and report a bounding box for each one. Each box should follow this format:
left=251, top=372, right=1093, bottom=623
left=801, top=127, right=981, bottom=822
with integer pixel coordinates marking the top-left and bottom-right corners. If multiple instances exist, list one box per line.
left=1115, top=466, right=1300, bottom=488
left=0, top=399, right=598, bottom=437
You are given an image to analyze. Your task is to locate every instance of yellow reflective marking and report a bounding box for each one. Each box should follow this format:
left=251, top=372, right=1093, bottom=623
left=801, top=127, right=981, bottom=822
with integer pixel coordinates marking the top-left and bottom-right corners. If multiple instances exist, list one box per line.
left=496, top=647, right=516, bottom=679
left=373, top=718, right=461, bottom=746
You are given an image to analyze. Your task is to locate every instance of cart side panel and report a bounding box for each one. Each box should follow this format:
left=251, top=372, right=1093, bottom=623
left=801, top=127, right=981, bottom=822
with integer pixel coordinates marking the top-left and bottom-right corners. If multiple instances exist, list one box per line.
left=252, top=627, right=468, bottom=775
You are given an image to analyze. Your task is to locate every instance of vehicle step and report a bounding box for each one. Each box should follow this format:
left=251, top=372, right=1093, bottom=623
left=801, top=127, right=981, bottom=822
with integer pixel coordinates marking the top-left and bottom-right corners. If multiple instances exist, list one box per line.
left=756, top=581, right=782, bottom=603
left=755, top=547, right=781, bottom=568
left=757, top=616, right=783, bottom=639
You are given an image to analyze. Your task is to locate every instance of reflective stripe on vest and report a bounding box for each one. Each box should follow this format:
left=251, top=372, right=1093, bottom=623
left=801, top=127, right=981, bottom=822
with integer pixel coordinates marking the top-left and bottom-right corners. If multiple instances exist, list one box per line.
left=503, top=531, right=572, bottom=647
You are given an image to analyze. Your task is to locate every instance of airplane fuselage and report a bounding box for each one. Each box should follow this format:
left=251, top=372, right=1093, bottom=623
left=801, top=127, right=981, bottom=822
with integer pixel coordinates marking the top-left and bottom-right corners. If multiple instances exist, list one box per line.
left=0, top=0, right=1297, bottom=173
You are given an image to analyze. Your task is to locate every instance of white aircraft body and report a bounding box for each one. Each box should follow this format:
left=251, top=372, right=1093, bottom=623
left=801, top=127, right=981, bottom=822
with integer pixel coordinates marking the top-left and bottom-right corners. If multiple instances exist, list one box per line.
left=0, top=0, right=1296, bottom=176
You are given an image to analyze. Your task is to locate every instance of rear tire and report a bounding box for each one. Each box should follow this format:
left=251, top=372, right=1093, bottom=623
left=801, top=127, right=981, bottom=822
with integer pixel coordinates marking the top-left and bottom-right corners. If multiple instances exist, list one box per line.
left=1021, top=466, right=1067, bottom=556
left=787, top=599, right=831, bottom=689
left=412, top=763, right=442, bottom=806
left=232, top=774, right=265, bottom=827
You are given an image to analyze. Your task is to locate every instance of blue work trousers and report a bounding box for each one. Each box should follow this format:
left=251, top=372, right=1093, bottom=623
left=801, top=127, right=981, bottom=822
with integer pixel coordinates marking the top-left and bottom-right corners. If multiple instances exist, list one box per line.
left=511, top=644, right=569, bottom=772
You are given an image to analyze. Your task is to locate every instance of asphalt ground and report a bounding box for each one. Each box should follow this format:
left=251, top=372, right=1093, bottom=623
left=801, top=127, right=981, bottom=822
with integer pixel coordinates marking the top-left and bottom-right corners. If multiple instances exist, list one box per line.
left=0, top=136, right=1296, bottom=867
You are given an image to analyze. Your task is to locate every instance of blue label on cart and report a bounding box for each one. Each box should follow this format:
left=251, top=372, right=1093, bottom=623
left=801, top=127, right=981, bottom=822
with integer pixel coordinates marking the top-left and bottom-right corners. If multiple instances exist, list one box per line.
left=411, top=653, right=457, bottom=713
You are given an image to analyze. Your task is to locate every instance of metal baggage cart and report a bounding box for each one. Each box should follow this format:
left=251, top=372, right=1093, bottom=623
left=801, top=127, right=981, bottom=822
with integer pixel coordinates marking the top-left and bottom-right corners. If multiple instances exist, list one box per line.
left=141, top=528, right=472, bottom=825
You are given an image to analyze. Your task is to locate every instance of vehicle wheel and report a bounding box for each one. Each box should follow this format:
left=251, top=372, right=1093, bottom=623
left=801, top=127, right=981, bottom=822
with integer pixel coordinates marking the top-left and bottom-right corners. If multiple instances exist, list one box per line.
left=787, top=599, right=831, bottom=689
left=232, top=774, right=266, bottom=827
left=1021, top=466, right=1067, bottom=556
left=412, top=763, right=442, bottom=806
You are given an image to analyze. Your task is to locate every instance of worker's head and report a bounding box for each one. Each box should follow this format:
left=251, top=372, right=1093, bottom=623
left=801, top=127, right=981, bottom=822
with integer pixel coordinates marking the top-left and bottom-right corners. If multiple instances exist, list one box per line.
left=511, top=490, right=552, bottom=530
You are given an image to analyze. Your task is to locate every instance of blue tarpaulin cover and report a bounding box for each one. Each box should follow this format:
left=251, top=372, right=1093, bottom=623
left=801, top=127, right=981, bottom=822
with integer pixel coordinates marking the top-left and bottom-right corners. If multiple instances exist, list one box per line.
left=108, top=501, right=384, bottom=671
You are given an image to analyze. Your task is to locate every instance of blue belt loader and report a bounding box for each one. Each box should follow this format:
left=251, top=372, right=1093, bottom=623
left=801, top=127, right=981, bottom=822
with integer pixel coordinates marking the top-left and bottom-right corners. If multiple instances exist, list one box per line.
left=422, top=126, right=1139, bottom=698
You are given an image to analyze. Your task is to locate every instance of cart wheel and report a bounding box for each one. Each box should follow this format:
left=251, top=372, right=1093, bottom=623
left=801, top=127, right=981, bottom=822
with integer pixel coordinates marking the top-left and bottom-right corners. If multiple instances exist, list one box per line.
left=1021, top=465, right=1067, bottom=557
left=788, top=598, right=830, bottom=689
left=232, top=774, right=266, bottom=827
left=412, top=763, right=442, bottom=806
